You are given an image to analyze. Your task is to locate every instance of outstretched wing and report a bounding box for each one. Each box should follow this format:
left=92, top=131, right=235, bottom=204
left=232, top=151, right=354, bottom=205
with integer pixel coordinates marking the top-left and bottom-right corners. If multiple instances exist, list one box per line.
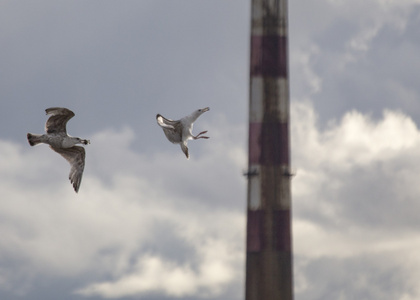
left=45, top=107, right=75, bottom=135
left=50, top=145, right=86, bottom=193
left=156, top=114, right=183, bottom=143
left=156, top=114, right=180, bottom=128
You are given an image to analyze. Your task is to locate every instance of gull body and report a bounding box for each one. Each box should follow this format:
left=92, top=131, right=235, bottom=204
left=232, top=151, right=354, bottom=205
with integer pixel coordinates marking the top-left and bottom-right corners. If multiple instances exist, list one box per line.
left=156, top=107, right=210, bottom=159
left=27, top=107, right=90, bottom=193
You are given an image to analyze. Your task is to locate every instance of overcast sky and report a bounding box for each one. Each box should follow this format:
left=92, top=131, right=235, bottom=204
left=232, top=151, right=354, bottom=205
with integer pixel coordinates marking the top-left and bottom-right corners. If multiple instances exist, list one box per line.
left=1, top=1, right=420, bottom=300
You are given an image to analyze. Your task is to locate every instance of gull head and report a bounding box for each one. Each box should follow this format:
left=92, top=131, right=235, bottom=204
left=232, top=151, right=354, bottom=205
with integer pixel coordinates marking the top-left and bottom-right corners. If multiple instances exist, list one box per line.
left=79, top=138, right=90, bottom=145
left=186, top=107, right=210, bottom=123
left=197, top=107, right=210, bottom=115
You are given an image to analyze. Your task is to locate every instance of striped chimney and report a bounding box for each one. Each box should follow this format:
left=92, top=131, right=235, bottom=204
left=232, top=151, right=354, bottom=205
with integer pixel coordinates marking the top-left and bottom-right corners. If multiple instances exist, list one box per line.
left=245, top=0, right=293, bottom=299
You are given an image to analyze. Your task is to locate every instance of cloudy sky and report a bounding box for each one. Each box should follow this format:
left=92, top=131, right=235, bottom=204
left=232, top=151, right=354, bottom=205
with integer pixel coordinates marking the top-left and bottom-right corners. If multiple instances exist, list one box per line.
left=1, top=0, right=420, bottom=299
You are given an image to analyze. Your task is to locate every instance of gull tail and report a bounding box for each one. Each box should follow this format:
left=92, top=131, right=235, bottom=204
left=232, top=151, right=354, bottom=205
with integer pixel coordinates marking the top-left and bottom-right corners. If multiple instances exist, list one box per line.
left=27, top=133, right=43, bottom=146
left=181, top=143, right=190, bottom=159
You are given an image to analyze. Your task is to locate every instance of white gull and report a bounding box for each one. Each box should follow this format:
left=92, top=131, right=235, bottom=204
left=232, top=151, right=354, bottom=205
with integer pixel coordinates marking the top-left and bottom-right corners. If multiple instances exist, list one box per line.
left=156, top=107, right=210, bottom=159
left=27, top=107, right=90, bottom=193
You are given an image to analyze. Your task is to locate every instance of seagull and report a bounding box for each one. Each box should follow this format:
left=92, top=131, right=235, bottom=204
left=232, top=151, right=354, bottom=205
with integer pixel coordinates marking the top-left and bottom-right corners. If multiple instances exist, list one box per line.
left=156, top=107, right=210, bottom=159
left=27, top=107, right=90, bottom=193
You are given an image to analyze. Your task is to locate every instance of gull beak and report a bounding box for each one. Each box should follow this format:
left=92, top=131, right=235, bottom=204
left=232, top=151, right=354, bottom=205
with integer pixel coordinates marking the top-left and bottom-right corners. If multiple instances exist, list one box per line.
left=83, top=139, right=90, bottom=145
left=202, top=107, right=210, bottom=112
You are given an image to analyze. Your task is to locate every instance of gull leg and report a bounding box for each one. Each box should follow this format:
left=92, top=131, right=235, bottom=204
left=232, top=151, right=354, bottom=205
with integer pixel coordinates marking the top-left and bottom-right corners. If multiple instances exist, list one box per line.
left=193, top=131, right=209, bottom=139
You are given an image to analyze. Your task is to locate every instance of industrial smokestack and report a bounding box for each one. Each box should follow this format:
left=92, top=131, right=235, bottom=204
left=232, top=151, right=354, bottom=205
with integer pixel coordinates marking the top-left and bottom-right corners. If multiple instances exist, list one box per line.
left=245, top=0, right=293, bottom=299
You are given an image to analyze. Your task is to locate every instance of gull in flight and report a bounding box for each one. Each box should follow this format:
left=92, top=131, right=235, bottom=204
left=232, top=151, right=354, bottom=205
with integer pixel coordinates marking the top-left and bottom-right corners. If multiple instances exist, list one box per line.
left=27, top=107, right=90, bottom=193
left=156, top=107, right=210, bottom=159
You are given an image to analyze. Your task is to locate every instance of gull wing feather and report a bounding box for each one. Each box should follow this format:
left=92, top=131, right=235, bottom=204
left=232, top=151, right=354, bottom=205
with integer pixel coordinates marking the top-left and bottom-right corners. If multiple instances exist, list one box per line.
left=156, top=114, right=183, bottom=143
left=50, top=145, right=86, bottom=193
left=45, top=107, right=75, bottom=135
left=156, top=114, right=177, bottom=129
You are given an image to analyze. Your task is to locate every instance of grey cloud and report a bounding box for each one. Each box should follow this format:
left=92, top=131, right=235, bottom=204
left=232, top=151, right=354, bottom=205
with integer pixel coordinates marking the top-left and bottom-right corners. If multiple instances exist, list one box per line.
left=295, top=253, right=413, bottom=300
left=1, top=0, right=420, bottom=299
left=0, top=0, right=249, bottom=145
left=290, top=1, right=420, bottom=127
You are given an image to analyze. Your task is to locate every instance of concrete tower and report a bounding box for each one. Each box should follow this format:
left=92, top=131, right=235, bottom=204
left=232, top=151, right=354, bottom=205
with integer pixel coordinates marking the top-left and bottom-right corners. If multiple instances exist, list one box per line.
left=245, top=0, right=293, bottom=299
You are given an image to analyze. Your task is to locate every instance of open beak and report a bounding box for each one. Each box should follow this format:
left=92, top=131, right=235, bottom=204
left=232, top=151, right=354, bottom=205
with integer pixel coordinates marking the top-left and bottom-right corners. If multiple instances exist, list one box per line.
left=202, top=107, right=210, bottom=113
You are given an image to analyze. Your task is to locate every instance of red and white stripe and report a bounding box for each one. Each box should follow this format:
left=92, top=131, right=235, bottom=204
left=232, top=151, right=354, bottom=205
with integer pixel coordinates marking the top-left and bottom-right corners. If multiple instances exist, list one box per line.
left=245, top=0, right=293, bottom=299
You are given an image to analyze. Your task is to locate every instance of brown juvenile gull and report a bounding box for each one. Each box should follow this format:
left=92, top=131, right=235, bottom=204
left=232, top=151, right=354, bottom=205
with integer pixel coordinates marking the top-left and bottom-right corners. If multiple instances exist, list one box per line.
left=156, top=107, right=210, bottom=159
left=27, top=107, right=90, bottom=193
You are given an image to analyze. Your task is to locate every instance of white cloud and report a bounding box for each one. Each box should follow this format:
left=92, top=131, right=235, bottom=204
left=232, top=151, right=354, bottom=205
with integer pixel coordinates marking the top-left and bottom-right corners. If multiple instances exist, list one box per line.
left=3, top=101, right=420, bottom=299
left=293, top=103, right=419, bottom=171
left=0, top=116, right=246, bottom=299
left=77, top=230, right=242, bottom=299
left=291, top=102, right=420, bottom=299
